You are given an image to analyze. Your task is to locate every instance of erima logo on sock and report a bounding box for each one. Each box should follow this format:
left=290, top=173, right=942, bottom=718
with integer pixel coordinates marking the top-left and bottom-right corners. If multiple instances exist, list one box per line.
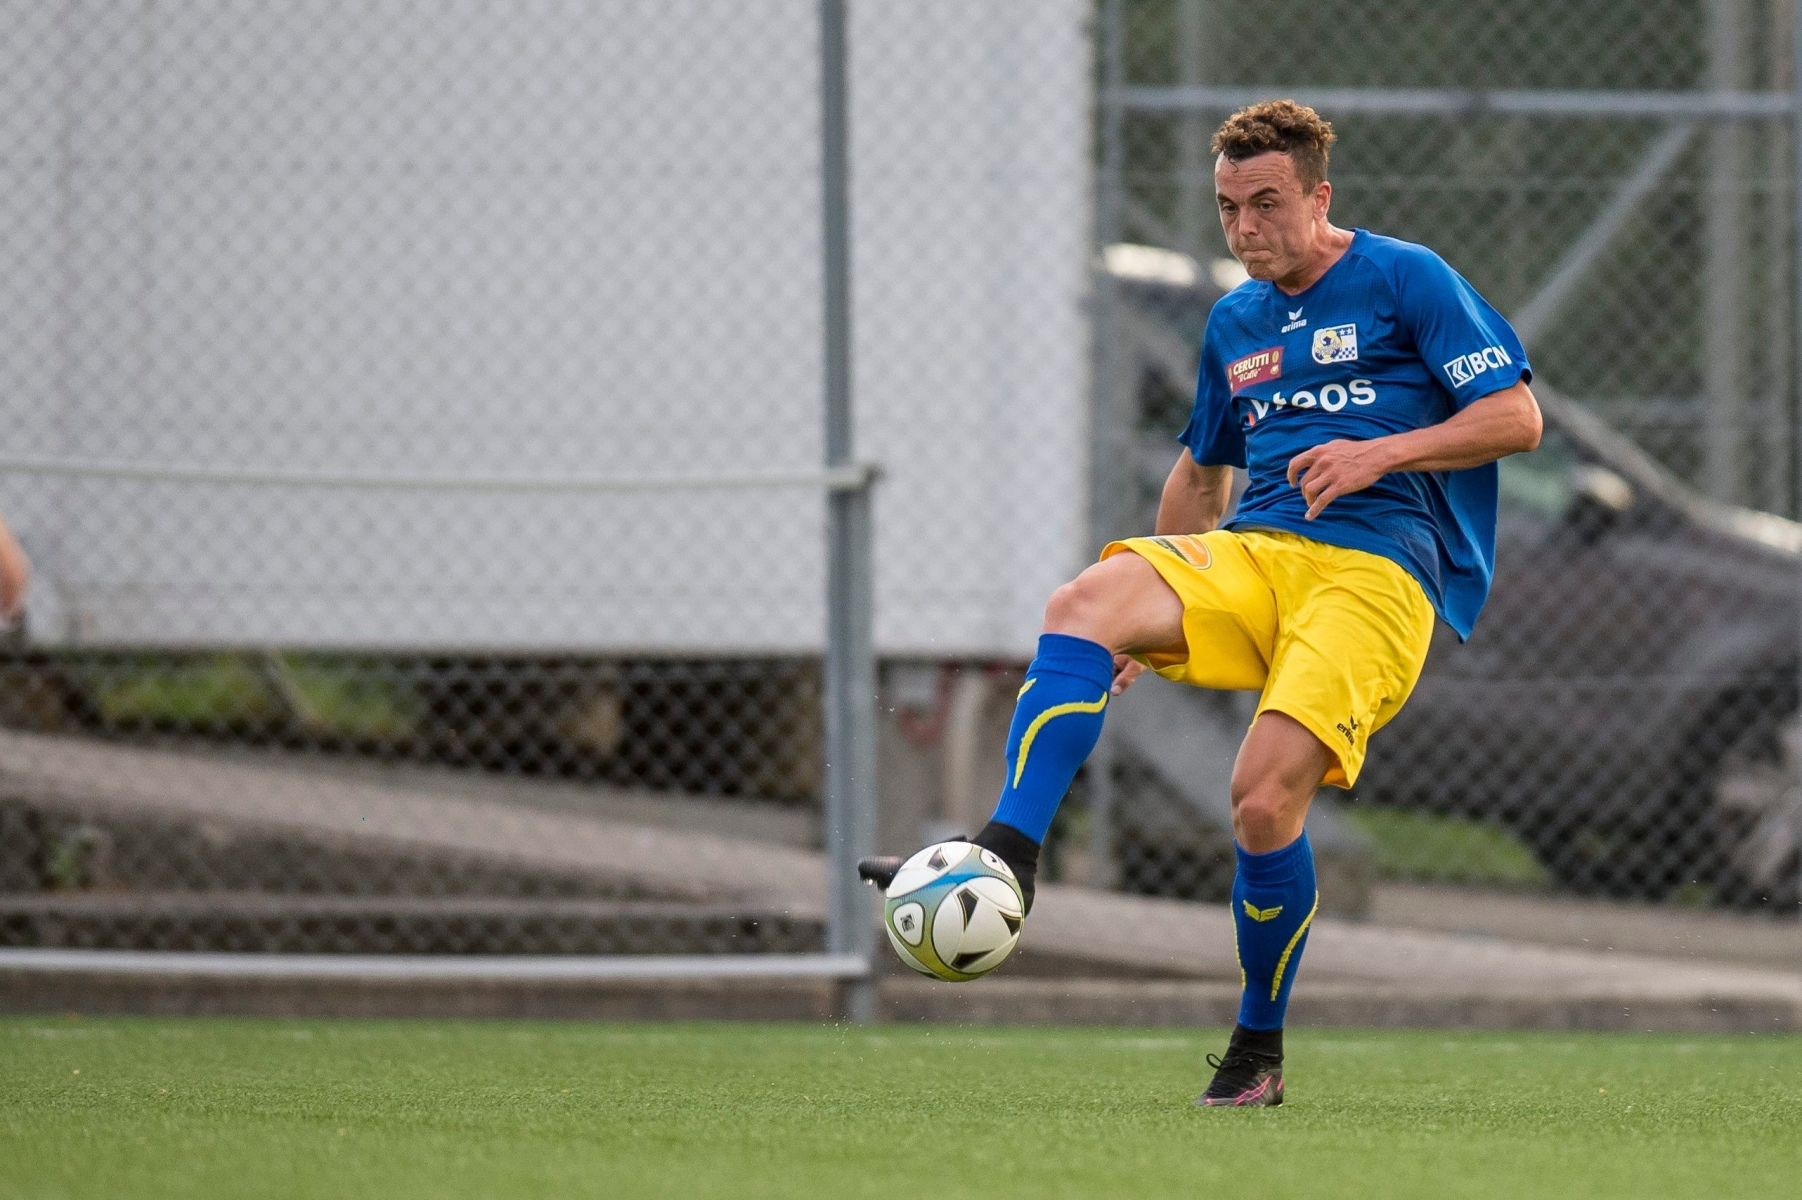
left=1243, top=900, right=1285, bottom=923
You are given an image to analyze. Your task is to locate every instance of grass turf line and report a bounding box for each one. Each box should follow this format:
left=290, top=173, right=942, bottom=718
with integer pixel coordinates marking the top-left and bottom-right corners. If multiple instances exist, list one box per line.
left=3, top=1019, right=1799, bottom=1199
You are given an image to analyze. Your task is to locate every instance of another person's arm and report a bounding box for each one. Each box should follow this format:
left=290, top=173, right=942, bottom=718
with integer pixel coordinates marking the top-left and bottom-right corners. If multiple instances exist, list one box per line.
left=0, top=515, right=30, bottom=624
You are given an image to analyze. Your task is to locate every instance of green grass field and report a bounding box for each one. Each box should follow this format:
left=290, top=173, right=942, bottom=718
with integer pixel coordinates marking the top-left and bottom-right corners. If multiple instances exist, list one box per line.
left=4, top=1019, right=1799, bottom=1199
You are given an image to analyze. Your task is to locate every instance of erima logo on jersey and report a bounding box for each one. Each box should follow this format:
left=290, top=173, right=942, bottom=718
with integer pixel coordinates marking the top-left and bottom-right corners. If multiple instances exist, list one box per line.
left=1245, top=378, right=1377, bottom=425
left=1312, top=324, right=1358, bottom=364
left=1281, top=307, right=1307, bottom=333
left=1443, top=345, right=1513, bottom=388
left=1227, top=347, right=1283, bottom=388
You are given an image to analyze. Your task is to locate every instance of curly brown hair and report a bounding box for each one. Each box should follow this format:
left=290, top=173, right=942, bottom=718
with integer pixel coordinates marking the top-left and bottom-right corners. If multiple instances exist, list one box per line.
left=1211, top=100, right=1337, bottom=191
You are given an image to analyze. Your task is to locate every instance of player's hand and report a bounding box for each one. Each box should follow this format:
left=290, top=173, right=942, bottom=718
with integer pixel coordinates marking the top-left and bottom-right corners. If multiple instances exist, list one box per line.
left=1285, top=439, right=1392, bottom=520
left=1110, top=654, right=1146, bottom=696
left=0, top=523, right=28, bottom=626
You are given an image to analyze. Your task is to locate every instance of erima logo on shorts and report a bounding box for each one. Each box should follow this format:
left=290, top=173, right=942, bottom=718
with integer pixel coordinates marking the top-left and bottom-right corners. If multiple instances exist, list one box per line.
left=1311, top=324, right=1357, bottom=364
left=1443, top=345, right=1513, bottom=388
left=1227, top=347, right=1282, bottom=388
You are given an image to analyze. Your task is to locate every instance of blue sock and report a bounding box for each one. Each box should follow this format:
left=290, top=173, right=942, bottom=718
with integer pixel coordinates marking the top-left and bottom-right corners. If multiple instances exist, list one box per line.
left=987, top=633, right=1115, bottom=845
left=1232, top=833, right=1319, bottom=1031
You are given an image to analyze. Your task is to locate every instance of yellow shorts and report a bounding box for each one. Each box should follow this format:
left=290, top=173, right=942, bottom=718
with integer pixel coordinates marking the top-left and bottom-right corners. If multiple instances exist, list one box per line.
left=1100, top=529, right=1436, bottom=789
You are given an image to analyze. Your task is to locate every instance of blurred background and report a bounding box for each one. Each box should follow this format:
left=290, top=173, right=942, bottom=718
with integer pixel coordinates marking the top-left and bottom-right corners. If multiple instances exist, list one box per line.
left=0, top=1, right=1796, bottom=979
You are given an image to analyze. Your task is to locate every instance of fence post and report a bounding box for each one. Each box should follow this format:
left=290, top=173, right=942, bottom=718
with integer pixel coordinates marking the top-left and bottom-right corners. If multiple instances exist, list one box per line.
left=1085, top=0, right=1128, bottom=892
left=1705, top=0, right=1749, bottom=506
left=819, top=0, right=878, bottom=1023
left=1791, top=0, right=1802, bottom=972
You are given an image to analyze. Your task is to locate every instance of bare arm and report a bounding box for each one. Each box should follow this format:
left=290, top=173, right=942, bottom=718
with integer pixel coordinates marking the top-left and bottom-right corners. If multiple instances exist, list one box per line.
left=1286, top=380, right=1543, bottom=520
left=1155, top=455, right=1235, bottom=535
left=0, top=515, right=29, bottom=624
left=1104, top=455, right=1234, bottom=696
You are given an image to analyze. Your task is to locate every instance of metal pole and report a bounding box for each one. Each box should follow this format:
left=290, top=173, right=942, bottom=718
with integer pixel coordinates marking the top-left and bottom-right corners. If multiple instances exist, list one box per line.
left=1791, top=0, right=1802, bottom=970
left=1087, top=0, right=1127, bottom=891
left=1706, top=0, right=1749, bottom=506
left=1763, top=2, right=1795, bottom=516
left=819, top=0, right=877, bottom=1023
left=1175, top=0, right=1209, bottom=258
left=1113, top=84, right=1795, bottom=118
left=1511, top=121, right=1697, bottom=347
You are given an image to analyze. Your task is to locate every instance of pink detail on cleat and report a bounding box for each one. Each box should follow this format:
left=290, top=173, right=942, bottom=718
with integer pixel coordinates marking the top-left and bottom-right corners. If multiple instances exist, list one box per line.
left=1201, top=1074, right=1283, bottom=1107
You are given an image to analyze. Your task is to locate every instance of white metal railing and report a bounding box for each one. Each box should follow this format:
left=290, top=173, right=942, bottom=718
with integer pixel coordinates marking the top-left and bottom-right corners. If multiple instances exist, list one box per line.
left=0, top=948, right=872, bottom=982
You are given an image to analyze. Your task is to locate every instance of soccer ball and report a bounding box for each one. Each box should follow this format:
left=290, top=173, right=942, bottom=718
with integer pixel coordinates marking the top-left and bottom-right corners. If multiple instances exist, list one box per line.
left=882, top=841, right=1025, bottom=981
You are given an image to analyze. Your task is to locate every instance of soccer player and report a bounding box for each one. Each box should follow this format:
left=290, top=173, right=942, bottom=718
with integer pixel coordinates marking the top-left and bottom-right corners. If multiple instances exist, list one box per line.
left=863, top=99, right=1541, bottom=1106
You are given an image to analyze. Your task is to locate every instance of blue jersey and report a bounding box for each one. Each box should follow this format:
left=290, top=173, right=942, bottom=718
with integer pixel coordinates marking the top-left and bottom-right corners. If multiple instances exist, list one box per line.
left=1181, top=228, right=1530, bottom=639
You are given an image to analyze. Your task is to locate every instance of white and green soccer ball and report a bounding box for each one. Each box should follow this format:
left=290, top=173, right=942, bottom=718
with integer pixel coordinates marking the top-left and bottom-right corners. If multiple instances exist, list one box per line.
left=882, top=841, right=1025, bottom=981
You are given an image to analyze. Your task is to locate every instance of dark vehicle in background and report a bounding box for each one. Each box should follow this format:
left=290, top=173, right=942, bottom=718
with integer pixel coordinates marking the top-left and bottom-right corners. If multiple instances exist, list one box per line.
left=1105, top=246, right=1800, bottom=907
left=1366, top=394, right=1799, bottom=905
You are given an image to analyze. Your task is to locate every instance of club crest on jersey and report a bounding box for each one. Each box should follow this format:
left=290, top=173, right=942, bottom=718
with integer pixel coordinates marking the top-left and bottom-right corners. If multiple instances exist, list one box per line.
left=1227, top=347, right=1282, bottom=389
left=1312, top=323, right=1358, bottom=364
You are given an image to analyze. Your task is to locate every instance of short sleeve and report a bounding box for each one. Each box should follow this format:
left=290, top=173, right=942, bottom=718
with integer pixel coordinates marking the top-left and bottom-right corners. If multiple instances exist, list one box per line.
left=1391, top=246, right=1531, bottom=409
left=1179, top=313, right=1248, bottom=467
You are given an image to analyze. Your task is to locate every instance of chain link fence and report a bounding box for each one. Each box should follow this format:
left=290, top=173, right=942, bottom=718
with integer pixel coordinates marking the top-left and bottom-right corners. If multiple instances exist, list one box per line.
left=0, top=1, right=1796, bottom=971
left=0, top=0, right=1088, bottom=961
left=1093, top=0, right=1802, bottom=914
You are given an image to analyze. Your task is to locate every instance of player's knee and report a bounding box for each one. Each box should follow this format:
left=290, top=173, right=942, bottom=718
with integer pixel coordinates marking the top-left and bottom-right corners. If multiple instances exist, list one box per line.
left=1043, top=554, right=1154, bottom=637
left=1230, top=781, right=1298, bottom=851
left=1042, top=572, right=1108, bottom=636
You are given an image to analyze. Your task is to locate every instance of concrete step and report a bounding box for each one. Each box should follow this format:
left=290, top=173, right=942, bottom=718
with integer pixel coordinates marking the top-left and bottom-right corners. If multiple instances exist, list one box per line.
left=1368, top=881, right=1802, bottom=971
left=0, top=892, right=821, bottom=956
left=1023, top=880, right=1802, bottom=1006
left=881, top=977, right=1801, bottom=1034
left=0, top=969, right=1793, bottom=1033
left=0, top=730, right=824, bottom=910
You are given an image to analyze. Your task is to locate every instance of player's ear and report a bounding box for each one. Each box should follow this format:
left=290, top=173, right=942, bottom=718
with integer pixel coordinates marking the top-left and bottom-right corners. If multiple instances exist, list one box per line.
left=1313, top=179, right=1332, bottom=218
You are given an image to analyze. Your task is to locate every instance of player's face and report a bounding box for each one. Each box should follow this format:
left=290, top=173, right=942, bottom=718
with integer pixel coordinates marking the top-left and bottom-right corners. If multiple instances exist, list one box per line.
left=1215, top=152, right=1330, bottom=284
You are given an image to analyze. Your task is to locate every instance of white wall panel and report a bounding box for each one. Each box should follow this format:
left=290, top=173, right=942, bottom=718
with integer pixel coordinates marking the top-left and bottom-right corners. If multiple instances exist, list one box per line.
left=0, top=0, right=1091, bottom=656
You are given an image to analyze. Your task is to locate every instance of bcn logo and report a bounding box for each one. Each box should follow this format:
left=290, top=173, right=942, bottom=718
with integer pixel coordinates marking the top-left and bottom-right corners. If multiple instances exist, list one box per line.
left=1443, top=346, right=1512, bottom=388
left=1254, top=378, right=1376, bottom=417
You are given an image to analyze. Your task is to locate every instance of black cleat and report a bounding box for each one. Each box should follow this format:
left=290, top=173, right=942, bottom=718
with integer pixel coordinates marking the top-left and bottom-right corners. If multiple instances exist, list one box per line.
left=1195, top=1027, right=1284, bottom=1108
left=970, top=821, right=1038, bottom=915
left=858, top=856, right=903, bottom=890
left=861, top=823, right=1039, bottom=913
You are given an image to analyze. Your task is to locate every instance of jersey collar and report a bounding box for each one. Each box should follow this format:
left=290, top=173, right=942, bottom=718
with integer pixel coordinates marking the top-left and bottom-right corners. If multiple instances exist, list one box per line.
left=1268, top=227, right=1365, bottom=306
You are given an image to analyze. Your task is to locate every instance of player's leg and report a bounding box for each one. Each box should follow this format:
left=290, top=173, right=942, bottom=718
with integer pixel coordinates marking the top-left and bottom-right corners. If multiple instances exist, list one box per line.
left=1037, top=546, right=1188, bottom=651
left=1197, top=712, right=1333, bottom=1107
left=970, top=551, right=1188, bottom=906
left=860, top=550, right=1187, bottom=909
left=1231, top=711, right=1335, bottom=852
left=972, top=532, right=1288, bottom=909
left=1198, top=533, right=1436, bottom=1108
